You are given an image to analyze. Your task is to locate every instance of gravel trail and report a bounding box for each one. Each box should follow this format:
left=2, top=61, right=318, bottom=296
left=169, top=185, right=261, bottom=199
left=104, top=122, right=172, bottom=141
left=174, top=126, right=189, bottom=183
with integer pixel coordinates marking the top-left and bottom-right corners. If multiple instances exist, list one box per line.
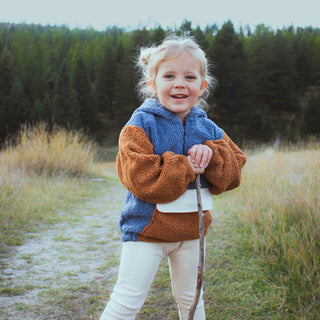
left=0, top=169, right=126, bottom=320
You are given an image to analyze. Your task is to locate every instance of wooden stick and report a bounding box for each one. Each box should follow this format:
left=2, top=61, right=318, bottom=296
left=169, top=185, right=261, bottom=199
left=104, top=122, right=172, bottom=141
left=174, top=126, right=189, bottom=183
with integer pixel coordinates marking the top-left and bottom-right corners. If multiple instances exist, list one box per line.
left=188, top=174, right=205, bottom=320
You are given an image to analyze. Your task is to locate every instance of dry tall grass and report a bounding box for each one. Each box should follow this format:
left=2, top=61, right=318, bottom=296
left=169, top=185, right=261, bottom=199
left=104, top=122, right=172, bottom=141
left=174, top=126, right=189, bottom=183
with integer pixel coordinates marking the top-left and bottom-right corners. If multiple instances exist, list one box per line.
left=230, top=144, right=320, bottom=314
left=3, top=123, right=97, bottom=176
left=0, top=123, right=98, bottom=249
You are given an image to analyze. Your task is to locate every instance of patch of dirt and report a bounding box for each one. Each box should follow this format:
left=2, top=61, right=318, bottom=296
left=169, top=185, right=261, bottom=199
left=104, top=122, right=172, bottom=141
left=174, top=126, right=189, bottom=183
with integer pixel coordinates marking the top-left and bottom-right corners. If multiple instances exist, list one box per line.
left=0, top=167, right=126, bottom=320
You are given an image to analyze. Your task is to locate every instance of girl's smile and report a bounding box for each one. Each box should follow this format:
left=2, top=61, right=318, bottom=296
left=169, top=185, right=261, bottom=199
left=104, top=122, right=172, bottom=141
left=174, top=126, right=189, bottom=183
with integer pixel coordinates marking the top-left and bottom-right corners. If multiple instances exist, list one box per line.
left=150, top=52, right=208, bottom=123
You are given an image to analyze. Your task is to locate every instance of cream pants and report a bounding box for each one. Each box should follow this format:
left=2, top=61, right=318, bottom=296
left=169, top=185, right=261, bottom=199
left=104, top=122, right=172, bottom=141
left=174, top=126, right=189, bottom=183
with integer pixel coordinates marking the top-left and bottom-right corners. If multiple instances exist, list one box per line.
left=99, top=239, right=205, bottom=320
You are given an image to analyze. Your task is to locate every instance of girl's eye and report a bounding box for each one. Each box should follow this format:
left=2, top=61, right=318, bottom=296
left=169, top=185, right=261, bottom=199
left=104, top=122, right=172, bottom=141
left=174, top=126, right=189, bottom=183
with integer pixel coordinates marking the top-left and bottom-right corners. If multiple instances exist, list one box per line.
left=164, top=74, right=174, bottom=79
left=186, top=75, right=197, bottom=80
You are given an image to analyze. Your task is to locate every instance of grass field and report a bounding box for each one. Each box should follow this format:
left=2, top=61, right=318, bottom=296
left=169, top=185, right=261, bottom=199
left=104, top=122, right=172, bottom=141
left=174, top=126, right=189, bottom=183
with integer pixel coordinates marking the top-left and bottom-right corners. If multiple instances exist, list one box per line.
left=0, top=123, right=99, bottom=250
left=204, top=144, right=320, bottom=319
left=0, top=124, right=319, bottom=319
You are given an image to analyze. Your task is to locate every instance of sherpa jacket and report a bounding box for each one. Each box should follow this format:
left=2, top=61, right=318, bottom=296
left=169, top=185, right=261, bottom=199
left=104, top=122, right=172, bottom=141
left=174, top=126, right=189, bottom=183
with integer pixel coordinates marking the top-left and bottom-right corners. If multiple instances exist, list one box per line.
left=116, top=98, right=247, bottom=242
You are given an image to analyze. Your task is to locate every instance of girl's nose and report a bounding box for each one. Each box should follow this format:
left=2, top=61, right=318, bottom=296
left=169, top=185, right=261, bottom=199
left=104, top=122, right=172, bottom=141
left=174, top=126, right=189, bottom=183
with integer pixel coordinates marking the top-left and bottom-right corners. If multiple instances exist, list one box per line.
left=174, top=76, right=186, bottom=87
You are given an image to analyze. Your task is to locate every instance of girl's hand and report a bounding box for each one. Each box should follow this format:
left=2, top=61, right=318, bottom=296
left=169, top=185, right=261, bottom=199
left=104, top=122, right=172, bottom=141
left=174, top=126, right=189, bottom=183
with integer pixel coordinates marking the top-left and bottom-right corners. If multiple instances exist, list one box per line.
left=187, top=144, right=213, bottom=174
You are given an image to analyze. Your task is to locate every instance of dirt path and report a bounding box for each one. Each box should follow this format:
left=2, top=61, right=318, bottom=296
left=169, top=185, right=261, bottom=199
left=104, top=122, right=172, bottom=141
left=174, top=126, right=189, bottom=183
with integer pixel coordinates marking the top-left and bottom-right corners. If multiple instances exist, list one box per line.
left=0, top=165, right=126, bottom=320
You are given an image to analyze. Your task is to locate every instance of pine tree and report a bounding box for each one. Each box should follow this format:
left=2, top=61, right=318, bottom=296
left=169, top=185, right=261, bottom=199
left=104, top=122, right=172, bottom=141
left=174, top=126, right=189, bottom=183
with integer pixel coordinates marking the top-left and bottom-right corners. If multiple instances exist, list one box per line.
left=179, top=20, right=192, bottom=36
left=268, top=30, right=297, bottom=119
left=191, top=26, right=208, bottom=51
left=208, top=21, right=249, bottom=137
left=73, top=56, right=97, bottom=133
left=0, top=48, right=16, bottom=140
left=54, top=58, right=79, bottom=127
left=0, top=48, right=15, bottom=101
left=150, top=26, right=166, bottom=45
left=293, top=28, right=313, bottom=94
left=4, top=79, right=31, bottom=136
left=304, top=89, right=320, bottom=135
left=113, top=42, right=139, bottom=131
left=95, top=41, right=117, bottom=125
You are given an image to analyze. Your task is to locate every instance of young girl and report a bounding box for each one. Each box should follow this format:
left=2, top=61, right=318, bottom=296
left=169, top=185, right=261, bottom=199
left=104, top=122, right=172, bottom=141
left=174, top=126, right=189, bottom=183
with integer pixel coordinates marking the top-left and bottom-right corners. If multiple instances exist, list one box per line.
left=100, top=36, right=247, bottom=320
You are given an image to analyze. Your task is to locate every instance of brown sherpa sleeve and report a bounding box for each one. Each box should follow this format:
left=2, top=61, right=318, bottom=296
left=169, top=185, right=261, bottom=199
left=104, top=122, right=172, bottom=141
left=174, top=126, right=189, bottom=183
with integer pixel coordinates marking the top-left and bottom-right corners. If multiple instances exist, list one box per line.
left=116, top=125, right=196, bottom=204
left=203, top=133, right=247, bottom=195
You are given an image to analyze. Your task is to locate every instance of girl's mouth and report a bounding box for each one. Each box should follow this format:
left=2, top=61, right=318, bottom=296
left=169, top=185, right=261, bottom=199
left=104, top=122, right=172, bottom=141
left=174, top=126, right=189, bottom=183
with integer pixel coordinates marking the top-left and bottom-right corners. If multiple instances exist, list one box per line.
left=171, top=94, right=188, bottom=99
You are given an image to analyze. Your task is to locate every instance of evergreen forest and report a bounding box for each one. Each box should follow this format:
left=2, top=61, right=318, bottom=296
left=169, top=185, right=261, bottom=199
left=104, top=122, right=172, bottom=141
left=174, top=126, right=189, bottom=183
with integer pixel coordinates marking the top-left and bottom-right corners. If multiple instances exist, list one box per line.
left=0, top=20, right=319, bottom=145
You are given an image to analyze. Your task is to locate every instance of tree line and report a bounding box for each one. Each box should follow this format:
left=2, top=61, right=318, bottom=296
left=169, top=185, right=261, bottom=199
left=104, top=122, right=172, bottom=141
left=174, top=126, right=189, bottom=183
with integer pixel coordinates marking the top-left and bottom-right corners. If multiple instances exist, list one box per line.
left=0, top=20, right=319, bottom=145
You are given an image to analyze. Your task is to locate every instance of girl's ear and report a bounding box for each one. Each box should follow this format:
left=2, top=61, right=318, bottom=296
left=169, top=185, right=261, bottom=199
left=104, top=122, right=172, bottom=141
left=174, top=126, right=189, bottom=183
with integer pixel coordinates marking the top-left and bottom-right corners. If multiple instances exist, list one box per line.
left=199, top=80, right=209, bottom=96
left=147, top=79, right=157, bottom=95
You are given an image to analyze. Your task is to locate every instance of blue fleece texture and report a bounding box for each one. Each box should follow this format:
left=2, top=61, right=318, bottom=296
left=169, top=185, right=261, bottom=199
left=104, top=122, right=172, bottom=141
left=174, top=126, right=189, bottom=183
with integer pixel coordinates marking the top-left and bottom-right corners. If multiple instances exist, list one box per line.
left=119, top=99, right=224, bottom=241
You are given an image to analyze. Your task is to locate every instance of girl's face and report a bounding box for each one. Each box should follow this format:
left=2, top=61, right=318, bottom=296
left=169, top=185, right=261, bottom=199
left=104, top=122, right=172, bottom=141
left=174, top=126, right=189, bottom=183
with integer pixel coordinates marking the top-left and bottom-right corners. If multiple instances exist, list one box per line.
left=151, top=52, right=208, bottom=123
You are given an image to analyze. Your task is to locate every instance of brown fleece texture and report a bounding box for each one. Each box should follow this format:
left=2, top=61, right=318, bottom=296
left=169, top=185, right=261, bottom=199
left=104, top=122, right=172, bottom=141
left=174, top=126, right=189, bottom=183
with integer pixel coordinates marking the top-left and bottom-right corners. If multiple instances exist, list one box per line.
left=138, top=209, right=212, bottom=242
left=117, top=126, right=246, bottom=243
left=203, top=133, right=247, bottom=195
left=117, top=125, right=196, bottom=204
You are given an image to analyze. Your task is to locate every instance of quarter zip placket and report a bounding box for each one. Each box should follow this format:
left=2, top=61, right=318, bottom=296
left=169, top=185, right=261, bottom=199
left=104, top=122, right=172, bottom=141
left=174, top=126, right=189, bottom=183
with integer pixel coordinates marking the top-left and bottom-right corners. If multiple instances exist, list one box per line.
left=183, top=124, right=187, bottom=155
left=175, top=116, right=187, bottom=155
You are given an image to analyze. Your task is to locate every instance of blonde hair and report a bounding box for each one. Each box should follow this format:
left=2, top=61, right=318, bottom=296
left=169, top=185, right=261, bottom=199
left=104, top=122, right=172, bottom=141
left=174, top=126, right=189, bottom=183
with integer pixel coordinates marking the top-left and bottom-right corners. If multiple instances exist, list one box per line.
left=136, top=35, right=216, bottom=106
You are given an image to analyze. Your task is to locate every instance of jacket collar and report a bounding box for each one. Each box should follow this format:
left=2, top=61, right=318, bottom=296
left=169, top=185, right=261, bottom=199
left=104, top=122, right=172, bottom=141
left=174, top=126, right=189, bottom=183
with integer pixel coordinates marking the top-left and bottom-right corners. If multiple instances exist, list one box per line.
left=136, top=98, right=207, bottom=123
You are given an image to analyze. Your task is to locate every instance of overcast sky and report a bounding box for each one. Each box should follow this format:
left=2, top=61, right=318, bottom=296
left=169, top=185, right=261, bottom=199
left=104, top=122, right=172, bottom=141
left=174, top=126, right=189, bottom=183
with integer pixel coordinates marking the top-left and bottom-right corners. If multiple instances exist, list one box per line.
left=1, top=0, right=319, bottom=31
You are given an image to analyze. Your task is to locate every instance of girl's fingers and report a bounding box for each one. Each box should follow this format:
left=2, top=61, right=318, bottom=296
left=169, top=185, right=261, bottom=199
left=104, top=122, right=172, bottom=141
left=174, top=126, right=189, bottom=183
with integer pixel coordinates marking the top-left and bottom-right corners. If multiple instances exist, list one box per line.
left=193, top=147, right=212, bottom=168
left=199, top=149, right=211, bottom=168
left=204, top=148, right=213, bottom=167
left=193, top=149, right=202, bottom=168
left=188, top=145, right=212, bottom=169
left=187, top=155, right=205, bottom=174
left=188, top=148, right=197, bottom=165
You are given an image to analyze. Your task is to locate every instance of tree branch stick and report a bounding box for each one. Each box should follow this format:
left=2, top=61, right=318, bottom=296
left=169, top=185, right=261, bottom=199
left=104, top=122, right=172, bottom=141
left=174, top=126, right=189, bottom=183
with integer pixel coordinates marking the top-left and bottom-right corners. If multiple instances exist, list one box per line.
left=188, top=174, right=205, bottom=320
